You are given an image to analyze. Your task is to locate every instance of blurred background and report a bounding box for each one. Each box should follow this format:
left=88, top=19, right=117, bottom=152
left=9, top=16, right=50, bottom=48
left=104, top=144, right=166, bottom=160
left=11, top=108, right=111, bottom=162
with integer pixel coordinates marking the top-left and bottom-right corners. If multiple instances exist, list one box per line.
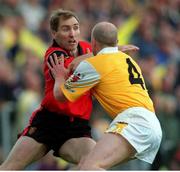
left=0, top=0, right=180, bottom=170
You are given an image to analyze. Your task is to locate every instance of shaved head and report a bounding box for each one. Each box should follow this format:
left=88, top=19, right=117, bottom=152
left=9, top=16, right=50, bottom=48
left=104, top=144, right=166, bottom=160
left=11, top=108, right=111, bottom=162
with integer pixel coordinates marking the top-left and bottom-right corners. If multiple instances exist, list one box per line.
left=91, top=22, right=118, bottom=47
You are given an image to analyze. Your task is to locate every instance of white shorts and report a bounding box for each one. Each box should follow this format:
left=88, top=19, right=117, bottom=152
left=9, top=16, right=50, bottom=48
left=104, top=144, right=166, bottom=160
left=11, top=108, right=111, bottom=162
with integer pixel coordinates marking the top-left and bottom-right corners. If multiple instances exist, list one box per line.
left=105, top=107, right=162, bottom=164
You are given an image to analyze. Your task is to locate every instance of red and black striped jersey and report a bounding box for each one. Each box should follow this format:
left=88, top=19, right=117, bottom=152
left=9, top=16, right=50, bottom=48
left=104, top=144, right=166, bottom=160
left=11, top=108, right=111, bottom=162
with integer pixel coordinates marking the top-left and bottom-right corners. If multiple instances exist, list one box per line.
left=40, top=40, right=92, bottom=120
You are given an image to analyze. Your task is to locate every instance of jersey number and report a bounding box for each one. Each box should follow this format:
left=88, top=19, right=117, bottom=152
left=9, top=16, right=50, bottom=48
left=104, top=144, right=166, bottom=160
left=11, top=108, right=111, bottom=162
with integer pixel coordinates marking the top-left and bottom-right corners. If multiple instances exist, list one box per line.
left=126, top=58, right=145, bottom=90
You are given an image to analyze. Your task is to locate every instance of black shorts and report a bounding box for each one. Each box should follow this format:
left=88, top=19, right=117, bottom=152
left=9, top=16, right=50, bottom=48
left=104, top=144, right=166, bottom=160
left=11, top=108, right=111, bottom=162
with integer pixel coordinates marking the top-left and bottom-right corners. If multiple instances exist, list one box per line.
left=20, top=107, right=91, bottom=156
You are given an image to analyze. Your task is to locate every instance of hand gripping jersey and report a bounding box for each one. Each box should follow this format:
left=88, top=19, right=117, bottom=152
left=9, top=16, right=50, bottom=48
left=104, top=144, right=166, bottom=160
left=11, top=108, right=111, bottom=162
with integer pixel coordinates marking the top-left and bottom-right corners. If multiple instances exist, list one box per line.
left=61, top=49, right=154, bottom=119
left=40, top=40, right=92, bottom=120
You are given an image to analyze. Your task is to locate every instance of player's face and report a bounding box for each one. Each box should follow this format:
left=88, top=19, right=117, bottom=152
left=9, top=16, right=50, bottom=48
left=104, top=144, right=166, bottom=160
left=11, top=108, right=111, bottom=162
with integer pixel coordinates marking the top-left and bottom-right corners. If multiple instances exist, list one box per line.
left=53, top=17, right=80, bottom=51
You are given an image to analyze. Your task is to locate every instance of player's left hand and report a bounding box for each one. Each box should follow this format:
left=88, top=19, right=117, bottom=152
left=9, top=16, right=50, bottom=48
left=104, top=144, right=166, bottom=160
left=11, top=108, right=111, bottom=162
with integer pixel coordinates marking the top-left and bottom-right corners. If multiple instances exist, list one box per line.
left=47, top=53, right=69, bottom=80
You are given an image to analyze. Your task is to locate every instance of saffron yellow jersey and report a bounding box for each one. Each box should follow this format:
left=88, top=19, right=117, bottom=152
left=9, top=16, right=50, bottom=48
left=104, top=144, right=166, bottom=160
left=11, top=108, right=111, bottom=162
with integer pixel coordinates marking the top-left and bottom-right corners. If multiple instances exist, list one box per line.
left=61, top=47, right=154, bottom=118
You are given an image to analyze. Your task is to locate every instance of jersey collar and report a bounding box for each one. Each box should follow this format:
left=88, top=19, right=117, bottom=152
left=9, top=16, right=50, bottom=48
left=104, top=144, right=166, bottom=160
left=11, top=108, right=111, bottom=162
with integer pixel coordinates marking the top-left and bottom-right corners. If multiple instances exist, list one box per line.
left=97, top=47, right=118, bottom=55
left=52, top=39, right=83, bottom=57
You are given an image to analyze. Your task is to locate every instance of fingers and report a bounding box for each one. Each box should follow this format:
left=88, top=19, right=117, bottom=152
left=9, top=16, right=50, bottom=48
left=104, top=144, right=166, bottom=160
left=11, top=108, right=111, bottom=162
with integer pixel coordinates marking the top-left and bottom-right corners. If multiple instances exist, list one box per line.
left=135, top=47, right=140, bottom=51
left=54, top=53, right=59, bottom=65
left=59, top=54, right=64, bottom=66
left=47, top=53, right=68, bottom=79
left=86, top=48, right=91, bottom=53
left=126, top=45, right=140, bottom=51
left=47, top=55, right=55, bottom=70
left=130, top=45, right=139, bottom=51
left=47, top=60, right=53, bottom=70
left=119, top=44, right=140, bottom=53
left=47, top=53, right=64, bottom=68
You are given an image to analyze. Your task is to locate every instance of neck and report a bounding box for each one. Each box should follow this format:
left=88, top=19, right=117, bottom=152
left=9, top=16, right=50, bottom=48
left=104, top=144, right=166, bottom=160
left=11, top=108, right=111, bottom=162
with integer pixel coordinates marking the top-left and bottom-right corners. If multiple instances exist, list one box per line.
left=69, top=49, right=78, bottom=57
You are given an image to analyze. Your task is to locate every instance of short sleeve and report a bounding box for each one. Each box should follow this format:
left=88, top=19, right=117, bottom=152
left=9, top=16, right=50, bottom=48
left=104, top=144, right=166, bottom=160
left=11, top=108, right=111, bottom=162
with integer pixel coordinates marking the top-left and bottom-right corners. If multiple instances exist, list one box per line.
left=61, top=61, right=100, bottom=102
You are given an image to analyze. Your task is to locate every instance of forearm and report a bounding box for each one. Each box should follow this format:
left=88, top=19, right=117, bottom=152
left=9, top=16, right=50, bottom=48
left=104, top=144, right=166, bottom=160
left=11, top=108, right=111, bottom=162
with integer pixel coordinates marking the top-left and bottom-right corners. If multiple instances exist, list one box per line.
left=53, top=77, right=67, bottom=102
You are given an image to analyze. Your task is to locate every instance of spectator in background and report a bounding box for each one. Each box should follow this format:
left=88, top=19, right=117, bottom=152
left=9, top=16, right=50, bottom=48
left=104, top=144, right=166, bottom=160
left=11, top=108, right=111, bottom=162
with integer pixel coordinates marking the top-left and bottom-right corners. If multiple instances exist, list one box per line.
left=0, top=56, right=16, bottom=104
left=18, top=0, right=46, bottom=33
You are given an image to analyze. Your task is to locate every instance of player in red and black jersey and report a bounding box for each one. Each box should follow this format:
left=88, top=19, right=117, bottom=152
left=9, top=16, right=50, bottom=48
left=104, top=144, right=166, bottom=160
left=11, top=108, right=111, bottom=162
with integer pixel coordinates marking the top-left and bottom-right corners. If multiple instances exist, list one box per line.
left=0, top=9, right=139, bottom=170
left=0, top=9, right=96, bottom=170
left=41, top=40, right=92, bottom=120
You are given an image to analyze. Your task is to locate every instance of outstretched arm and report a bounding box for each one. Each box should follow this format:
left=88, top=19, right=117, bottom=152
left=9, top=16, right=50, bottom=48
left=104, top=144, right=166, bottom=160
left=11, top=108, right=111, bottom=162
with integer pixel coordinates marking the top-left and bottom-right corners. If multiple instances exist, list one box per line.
left=118, top=44, right=139, bottom=53
left=69, top=45, right=139, bottom=72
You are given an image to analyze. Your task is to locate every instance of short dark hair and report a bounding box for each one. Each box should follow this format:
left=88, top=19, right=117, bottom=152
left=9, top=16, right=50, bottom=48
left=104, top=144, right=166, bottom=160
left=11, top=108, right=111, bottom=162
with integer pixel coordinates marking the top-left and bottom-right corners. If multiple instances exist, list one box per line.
left=50, top=9, right=80, bottom=32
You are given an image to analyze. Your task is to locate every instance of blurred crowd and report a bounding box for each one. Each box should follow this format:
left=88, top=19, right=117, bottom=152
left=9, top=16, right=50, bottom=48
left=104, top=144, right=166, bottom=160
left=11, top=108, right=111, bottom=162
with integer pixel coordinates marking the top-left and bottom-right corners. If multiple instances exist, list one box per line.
left=0, top=0, right=179, bottom=170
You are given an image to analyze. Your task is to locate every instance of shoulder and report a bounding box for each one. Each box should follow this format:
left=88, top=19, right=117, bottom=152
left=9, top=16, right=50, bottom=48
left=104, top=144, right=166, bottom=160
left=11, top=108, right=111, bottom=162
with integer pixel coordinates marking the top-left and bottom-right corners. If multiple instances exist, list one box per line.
left=75, top=61, right=101, bottom=81
left=86, top=54, right=104, bottom=63
left=78, top=41, right=92, bottom=52
left=79, top=41, right=91, bottom=47
left=45, top=46, right=68, bottom=60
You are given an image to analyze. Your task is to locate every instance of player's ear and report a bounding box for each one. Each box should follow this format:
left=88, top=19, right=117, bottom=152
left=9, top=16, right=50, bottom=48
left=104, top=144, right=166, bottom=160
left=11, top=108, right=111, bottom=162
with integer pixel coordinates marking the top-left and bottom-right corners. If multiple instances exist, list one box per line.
left=91, top=37, right=96, bottom=47
left=51, top=30, right=57, bottom=39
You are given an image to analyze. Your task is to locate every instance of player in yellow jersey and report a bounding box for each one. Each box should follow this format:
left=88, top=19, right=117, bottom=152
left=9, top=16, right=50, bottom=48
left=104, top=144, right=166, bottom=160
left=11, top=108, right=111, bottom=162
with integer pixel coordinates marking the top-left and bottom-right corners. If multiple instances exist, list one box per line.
left=47, top=22, right=162, bottom=170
